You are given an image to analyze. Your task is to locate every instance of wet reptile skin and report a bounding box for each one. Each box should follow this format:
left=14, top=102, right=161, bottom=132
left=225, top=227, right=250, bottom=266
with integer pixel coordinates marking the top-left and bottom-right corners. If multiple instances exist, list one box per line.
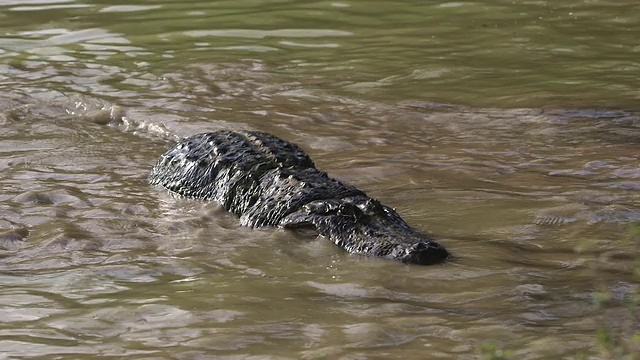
left=149, top=130, right=448, bottom=265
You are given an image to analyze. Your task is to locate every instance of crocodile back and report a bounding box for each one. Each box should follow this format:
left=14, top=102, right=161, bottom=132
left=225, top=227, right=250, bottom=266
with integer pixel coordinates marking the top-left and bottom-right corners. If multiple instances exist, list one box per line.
left=149, top=131, right=363, bottom=227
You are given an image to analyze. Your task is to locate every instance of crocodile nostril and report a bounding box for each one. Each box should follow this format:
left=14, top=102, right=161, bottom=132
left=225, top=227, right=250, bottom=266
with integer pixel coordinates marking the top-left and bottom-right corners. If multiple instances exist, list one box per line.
left=412, top=242, right=428, bottom=252
left=400, top=241, right=449, bottom=265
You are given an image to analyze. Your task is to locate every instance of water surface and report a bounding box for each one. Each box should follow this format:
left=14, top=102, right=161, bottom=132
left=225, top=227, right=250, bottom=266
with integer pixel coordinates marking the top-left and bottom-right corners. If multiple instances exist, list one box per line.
left=1, top=0, right=639, bottom=358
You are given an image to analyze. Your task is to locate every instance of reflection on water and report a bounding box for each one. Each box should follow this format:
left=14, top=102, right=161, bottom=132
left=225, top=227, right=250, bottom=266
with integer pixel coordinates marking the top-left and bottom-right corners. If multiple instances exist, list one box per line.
left=1, top=0, right=639, bottom=358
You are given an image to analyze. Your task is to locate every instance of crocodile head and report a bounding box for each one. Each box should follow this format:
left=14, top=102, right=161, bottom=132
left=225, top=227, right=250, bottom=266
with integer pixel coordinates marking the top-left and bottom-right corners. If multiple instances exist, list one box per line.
left=281, top=196, right=448, bottom=265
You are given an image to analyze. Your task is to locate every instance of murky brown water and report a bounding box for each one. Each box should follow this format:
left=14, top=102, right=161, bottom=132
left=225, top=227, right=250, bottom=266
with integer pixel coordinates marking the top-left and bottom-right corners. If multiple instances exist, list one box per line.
left=1, top=1, right=640, bottom=359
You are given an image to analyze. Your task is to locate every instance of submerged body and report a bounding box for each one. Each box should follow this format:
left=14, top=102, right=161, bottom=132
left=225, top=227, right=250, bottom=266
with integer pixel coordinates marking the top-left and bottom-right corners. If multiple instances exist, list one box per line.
left=149, top=131, right=448, bottom=265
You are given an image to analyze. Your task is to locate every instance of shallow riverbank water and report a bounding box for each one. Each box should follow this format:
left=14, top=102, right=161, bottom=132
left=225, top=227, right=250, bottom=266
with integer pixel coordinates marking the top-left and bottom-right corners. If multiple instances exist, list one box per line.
left=1, top=1, right=639, bottom=359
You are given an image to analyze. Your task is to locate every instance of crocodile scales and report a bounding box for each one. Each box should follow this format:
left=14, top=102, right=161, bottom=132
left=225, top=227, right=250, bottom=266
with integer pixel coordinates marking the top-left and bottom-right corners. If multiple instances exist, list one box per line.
left=149, top=130, right=449, bottom=265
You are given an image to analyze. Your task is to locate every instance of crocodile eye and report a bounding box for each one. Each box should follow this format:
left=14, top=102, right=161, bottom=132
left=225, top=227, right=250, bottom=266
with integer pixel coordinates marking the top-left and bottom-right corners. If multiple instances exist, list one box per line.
left=362, top=198, right=383, bottom=213
left=304, top=200, right=341, bottom=215
left=338, top=203, right=363, bottom=220
left=411, top=242, right=428, bottom=252
left=337, top=203, right=349, bottom=216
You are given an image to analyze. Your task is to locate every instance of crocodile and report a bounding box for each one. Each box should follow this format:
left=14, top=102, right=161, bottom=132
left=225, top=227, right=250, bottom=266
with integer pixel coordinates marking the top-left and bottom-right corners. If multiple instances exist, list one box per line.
left=149, top=130, right=449, bottom=265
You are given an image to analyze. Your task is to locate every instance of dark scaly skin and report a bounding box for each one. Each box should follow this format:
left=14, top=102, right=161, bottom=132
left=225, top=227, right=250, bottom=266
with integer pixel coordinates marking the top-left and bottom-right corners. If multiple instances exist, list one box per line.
left=149, top=130, right=448, bottom=265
